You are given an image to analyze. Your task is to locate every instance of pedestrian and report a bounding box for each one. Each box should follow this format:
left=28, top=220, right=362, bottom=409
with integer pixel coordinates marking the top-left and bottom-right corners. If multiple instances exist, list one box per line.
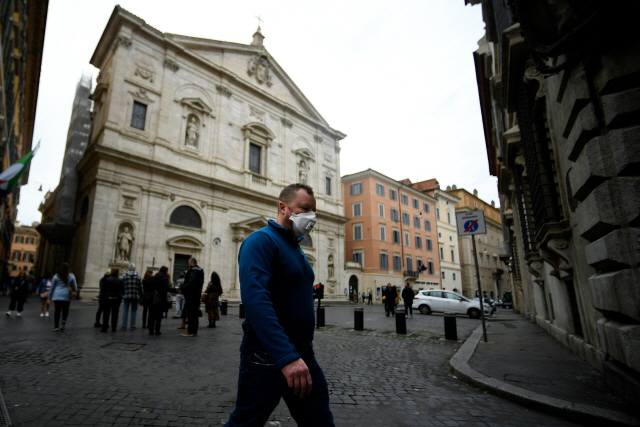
left=36, top=271, right=53, bottom=317
left=225, top=183, right=334, bottom=427
left=6, top=271, right=29, bottom=317
left=204, top=271, right=223, bottom=328
left=180, top=258, right=204, bottom=337
left=172, top=272, right=185, bottom=318
left=27, top=271, right=36, bottom=296
left=401, top=283, right=414, bottom=318
left=362, top=292, right=366, bottom=304
left=140, top=269, right=154, bottom=329
left=393, top=286, right=400, bottom=310
left=163, top=273, right=173, bottom=319
left=148, top=266, right=170, bottom=335
left=2, top=270, right=10, bottom=296
left=100, top=268, right=124, bottom=333
left=367, top=291, right=373, bottom=306
left=94, top=269, right=111, bottom=328
left=48, top=263, right=78, bottom=331
left=382, top=283, right=395, bottom=317
left=121, top=263, right=143, bottom=330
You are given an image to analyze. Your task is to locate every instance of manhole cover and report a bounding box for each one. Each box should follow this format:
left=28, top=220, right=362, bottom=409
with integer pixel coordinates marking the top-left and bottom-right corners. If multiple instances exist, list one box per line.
left=101, top=342, right=145, bottom=351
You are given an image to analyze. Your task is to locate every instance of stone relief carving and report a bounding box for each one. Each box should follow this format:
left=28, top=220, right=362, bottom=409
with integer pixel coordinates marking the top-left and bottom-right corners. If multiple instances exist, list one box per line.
left=185, top=115, right=200, bottom=148
left=135, top=66, right=154, bottom=83
left=113, top=35, right=132, bottom=51
left=334, top=145, right=341, bottom=153
left=524, top=66, right=546, bottom=99
left=115, top=225, right=135, bottom=262
left=122, top=196, right=135, bottom=209
left=324, top=152, right=332, bottom=163
left=299, top=159, right=308, bottom=184
left=540, top=236, right=573, bottom=280
left=134, top=87, right=150, bottom=101
left=216, top=84, right=232, bottom=98
left=281, top=118, right=293, bottom=129
left=249, top=106, right=265, bottom=123
left=328, top=254, right=335, bottom=279
left=164, top=58, right=179, bottom=72
left=314, top=135, right=323, bottom=143
left=247, top=53, right=273, bottom=87
left=526, top=254, right=545, bottom=286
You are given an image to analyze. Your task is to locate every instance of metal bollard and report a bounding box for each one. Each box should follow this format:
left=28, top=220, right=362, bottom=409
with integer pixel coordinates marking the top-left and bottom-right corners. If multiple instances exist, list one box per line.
left=220, top=299, right=228, bottom=316
left=354, top=307, right=364, bottom=331
left=317, top=306, right=325, bottom=328
left=239, top=302, right=245, bottom=319
left=395, top=308, right=406, bottom=334
left=444, top=312, right=457, bottom=340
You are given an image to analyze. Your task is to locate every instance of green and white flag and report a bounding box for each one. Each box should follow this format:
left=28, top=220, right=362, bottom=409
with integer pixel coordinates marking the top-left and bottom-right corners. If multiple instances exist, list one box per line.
left=0, top=149, right=36, bottom=193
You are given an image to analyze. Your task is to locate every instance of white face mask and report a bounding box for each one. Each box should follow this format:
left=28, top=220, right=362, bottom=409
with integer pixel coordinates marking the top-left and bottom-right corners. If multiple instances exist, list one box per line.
left=287, top=207, right=317, bottom=237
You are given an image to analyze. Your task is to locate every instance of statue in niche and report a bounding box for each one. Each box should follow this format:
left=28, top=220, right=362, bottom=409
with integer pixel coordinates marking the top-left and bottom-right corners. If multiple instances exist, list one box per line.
left=185, top=116, right=199, bottom=147
left=328, top=255, right=334, bottom=279
left=116, top=226, right=135, bottom=262
left=299, top=159, right=307, bottom=184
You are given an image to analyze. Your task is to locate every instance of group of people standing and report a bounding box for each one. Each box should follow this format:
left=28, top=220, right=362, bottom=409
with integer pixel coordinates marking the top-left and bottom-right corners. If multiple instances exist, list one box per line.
left=93, top=258, right=221, bottom=337
left=382, top=282, right=415, bottom=318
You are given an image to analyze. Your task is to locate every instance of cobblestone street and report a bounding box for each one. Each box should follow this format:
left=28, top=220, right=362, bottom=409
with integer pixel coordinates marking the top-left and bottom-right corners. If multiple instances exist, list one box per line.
left=1, top=298, right=582, bottom=426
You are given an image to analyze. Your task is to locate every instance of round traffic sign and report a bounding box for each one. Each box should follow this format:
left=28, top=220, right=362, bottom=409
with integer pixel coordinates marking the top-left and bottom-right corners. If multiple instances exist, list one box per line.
left=464, top=220, right=479, bottom=233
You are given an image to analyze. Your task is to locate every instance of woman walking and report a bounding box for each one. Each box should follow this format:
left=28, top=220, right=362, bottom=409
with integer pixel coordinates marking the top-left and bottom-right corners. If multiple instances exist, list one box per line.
left=204, top=272, right=223, bottom=328
left=48, top=263, right=78, bottom=331
left=36, top=272, right=53, bottom=317
left=140, top=269, right=154, bottom=329
left=100, top=268, right=124, bottom=332
left=6, top=271, right=29, bottom=317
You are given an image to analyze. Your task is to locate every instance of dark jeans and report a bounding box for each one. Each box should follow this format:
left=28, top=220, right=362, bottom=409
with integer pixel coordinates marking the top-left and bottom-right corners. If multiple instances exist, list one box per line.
left=95, top=302, right=104, bottom=323
left=185, top=297, right=199, bottom=334
left=385, top=302, right=395, bottom=316
left=404, top=300, right=413, bottom=316
left=102, top=298, right=121, bottom=331
left=142, top=304, right=149, bottom=328
left=8, top=295, right=24, bottom=312
left=225, top=350, right=334, bottom=427
left=148, top=305, right=163, bottom=333
left=53, top=300, right=70, bottom=328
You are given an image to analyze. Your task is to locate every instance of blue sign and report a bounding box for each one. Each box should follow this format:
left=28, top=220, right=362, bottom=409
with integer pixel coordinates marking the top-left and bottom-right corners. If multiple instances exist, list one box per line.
left=464, top=220, right=479, bottom=233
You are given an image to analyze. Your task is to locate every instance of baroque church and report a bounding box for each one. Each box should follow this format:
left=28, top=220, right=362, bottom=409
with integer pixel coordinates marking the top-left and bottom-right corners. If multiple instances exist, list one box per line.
left=40, top=6, right=347, bottom=299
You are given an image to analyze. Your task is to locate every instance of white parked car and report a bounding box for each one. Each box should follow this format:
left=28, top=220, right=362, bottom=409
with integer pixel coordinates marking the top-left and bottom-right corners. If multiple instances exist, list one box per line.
left=412, top=290, right=491, bottom=318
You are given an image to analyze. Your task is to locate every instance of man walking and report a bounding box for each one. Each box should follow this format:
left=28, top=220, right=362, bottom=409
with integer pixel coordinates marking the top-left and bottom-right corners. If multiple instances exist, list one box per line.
left=383, top=283, right=395, bottom=317
left=401, top=282, right=414, bottom=318
left=173, top=273, right=185, bottom=318
left=225, top=184, right=334, bottom=427
left=180, top=258, right=204, bottom=337
left=121, top=263, right=143, bottom=329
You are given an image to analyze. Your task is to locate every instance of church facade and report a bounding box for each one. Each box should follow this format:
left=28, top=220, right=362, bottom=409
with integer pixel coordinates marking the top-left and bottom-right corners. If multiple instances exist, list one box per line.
left=66, top=7, right=347, bottom=298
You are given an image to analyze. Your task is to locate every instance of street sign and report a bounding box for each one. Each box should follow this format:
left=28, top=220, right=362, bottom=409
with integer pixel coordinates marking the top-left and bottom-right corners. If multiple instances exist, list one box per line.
left=456, top=210, right=487, bottom=235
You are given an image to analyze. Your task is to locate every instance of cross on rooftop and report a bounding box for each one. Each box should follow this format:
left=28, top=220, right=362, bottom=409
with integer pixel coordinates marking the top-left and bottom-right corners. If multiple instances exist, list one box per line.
left=255, top=14, right=263, bottom=29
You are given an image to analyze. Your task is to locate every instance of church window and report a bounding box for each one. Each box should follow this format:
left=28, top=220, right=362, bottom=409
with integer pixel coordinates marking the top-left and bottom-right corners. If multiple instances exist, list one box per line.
left=249, top=144, right=262, bottom=174
left=325, top=177, right=331, bottom=195
left=169, top=206, right=202, bottom=229
left=130, top=101, right=147, bottom=130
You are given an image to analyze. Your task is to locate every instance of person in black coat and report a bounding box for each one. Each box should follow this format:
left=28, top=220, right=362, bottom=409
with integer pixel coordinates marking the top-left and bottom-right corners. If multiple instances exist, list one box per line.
left=6, top=271, right=29, bottom=317
left=100, top=268, right=124, bottom=332
left=180, top=258, right=204, bottom=337
left=148, top=266, right=170, bottom=335
left=382, top=283, right=396, bottom=317
left=401, top=283, right=415, bottom=318
left=140, top=269, right=155, bottom=329
left=94, top=269, right=111, bottom=328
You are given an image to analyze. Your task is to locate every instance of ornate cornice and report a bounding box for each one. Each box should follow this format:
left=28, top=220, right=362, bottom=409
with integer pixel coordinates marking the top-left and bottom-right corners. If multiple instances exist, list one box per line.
left=281, top=118, right=293, bottom=129
left=164, top=58, right=179, bottom=72
left=216, top=84, right=232, bottom=98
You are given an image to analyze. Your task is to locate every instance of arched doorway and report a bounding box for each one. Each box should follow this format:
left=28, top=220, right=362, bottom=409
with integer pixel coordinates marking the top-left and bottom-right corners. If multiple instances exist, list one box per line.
left=349, top=275, right=358, bottom=302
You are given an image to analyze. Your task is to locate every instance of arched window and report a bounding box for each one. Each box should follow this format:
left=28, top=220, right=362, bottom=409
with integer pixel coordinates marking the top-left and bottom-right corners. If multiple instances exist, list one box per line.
left=300, top=234, right=312, bottom=248
left=170, top=206, right=202, bottom=229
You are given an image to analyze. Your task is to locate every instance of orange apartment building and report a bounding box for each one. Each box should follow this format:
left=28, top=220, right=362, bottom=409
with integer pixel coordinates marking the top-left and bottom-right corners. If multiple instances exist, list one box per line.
left=342, top=169, right=441, bottom=304
left=8, top=221, right=40, bottom=277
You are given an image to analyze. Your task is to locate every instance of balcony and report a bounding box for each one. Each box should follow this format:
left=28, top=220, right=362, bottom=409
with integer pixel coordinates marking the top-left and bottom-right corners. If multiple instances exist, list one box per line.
left=404, top=270, right=419, bottom=279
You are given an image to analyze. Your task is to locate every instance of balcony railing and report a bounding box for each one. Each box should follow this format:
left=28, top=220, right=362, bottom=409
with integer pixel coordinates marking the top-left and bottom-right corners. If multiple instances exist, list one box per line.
left=404, top=270, right=419, bottom=278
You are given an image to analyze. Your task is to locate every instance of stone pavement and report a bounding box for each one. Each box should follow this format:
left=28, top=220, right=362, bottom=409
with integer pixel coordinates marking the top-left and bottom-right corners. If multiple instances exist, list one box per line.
left=1, top=296, right=588, bottom=426
left=450, top=312, right=640, bottom=427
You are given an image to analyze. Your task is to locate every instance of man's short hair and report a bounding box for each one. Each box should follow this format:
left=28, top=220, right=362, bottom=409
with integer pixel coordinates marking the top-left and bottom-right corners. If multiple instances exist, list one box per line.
left=159, top=266, right=169, bottom=274
left=279, top=183, right=314, bottom=204
left=128, top=263, right=135, bottom=271
left=189, top=257, right=197, bottom=265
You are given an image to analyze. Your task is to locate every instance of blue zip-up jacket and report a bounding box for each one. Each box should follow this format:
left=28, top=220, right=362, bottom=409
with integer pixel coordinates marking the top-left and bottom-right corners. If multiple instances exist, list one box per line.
left=238, top=219, right=315, bottom=370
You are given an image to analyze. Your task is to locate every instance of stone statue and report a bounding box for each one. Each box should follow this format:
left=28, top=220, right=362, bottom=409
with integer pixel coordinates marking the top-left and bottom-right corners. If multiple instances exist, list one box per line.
left=328, top=255, right=334, bottom=279
left=116, top=226, right=135, bottom=262
left=186, top=117, right=198, bottom=147
left=299, top=160, right=307, bottom=184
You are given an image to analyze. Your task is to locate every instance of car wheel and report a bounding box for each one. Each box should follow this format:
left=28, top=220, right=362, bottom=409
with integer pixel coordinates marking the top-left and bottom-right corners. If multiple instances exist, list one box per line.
left=468, top=308, right=481, bottom=319
left=419, top=305, right=431, bottom=315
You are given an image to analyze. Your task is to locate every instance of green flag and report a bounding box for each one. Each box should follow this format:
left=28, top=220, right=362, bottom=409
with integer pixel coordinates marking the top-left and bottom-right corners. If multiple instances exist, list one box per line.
left=0, top=150, right=35, bottom=193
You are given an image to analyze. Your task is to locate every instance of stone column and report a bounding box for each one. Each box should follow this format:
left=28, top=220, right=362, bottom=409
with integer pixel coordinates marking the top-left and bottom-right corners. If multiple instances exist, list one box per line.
left=232, top=235, right=245, bottom=298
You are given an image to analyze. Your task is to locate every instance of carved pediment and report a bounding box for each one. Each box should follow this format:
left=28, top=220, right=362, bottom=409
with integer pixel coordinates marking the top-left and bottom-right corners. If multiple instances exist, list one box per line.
left=230, top=216, right=269, bottom=241
left=293, top=147, right=315, bottom=161
left=166, top=235, right=205, bottom=249
left=180, top=98, right=212, bottom=115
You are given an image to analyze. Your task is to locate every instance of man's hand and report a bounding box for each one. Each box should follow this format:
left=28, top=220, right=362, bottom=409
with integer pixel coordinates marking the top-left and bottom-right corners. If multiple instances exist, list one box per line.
left=281, top=358, right=312, bottom=398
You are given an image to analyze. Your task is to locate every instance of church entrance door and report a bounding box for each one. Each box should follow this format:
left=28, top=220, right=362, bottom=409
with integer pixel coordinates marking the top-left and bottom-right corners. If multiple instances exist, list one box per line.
left=173, top=254, right=191, bottom=282
left=348, top=275, right=358, bottom=302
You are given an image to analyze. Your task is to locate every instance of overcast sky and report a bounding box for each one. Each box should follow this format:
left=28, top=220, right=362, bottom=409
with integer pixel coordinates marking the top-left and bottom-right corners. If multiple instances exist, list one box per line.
left=17, top=0, right=496, bottom=225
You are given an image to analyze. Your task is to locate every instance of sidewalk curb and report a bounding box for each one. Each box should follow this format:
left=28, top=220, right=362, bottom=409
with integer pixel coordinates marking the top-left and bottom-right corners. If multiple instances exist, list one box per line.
left=449, top=325, right=640, bottom=427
